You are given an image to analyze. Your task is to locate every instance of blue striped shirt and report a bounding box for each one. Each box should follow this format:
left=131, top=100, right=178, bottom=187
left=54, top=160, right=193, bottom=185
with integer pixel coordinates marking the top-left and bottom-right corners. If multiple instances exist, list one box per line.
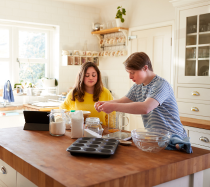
left=126, top=75, right=187, bottom=139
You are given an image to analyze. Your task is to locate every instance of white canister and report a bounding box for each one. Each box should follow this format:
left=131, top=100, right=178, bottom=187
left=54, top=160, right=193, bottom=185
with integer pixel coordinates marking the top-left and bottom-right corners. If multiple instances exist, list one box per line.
left=71, top=110, right=84, bottom=138
left=42, top=79, right=55, bottom=87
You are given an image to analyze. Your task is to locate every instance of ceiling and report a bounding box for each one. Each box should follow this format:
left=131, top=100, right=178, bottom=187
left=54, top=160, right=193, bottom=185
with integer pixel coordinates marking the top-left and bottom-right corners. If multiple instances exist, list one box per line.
left=56, top=0, right=125, bottom=8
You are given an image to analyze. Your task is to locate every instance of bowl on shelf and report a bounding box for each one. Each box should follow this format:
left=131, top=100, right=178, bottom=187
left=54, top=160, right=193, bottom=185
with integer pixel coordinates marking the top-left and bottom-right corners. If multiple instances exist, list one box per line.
left=131, top=128, right=172, bottom=153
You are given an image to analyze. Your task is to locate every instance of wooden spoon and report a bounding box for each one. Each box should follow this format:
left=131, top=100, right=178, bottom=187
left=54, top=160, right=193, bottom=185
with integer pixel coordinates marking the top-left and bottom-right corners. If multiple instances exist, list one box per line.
left=119, top=140, right=132, bottom=145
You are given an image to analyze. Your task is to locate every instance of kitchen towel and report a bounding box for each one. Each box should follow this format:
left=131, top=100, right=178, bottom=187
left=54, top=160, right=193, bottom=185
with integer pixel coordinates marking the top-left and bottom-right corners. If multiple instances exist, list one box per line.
left=165, top=134, right=193, bottom=154
left=3, top=80, right=14, bottom=102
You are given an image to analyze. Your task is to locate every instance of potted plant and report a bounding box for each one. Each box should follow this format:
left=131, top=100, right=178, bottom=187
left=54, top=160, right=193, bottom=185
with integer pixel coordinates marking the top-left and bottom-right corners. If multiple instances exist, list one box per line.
left=115, top=6, right=126, bottom=27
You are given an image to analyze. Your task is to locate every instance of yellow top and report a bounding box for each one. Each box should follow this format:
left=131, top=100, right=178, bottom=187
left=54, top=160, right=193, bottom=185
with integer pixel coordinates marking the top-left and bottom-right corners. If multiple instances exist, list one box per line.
left=59, top=87, right=113, bottom=126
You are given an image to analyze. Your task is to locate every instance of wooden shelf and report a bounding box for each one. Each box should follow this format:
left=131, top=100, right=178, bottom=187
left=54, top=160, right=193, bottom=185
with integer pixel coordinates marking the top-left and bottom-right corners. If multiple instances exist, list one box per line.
left=91, top=27, right=128, bottom=35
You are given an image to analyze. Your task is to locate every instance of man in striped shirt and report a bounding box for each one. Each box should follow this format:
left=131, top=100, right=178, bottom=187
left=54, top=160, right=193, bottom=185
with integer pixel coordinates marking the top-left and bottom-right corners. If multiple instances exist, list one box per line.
left=95, top=52, right=187, bottom=140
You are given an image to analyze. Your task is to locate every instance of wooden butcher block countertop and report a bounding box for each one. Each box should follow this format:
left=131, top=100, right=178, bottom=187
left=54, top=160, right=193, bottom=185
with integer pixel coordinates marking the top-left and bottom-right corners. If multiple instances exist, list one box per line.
left=0, top=127, right=210, bottom=187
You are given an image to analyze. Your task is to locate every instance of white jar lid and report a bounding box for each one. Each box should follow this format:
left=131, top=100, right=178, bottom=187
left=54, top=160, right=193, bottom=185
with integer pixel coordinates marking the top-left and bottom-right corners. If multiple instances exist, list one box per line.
left=85, top=117, right=100, bottom=124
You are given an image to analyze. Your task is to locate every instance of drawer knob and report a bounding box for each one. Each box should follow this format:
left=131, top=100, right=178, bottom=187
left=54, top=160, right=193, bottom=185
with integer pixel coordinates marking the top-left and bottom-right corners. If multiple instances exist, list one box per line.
left=191, top=91, right=200, bottom=96
left=199, top=136, right=209, bottom=143
left=1, top=166, right=6, bottom=174
left=191, top=107, right=199, bottom=112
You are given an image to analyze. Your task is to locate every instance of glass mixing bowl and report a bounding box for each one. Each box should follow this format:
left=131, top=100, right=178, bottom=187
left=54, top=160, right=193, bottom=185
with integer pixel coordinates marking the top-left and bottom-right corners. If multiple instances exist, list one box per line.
left=131, top=128, right=172, bottom=153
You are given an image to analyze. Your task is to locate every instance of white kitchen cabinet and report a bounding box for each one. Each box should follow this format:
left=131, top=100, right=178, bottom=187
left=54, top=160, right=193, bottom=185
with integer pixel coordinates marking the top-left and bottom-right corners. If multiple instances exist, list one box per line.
left=172, top=0, right=210, bottom=121
left=0, top=159, right=37, bottom=187
left=17, top=172, right=37, bottom=187
left=0, top=159, right=16, bottom=187
left=184, top=126, right=210, bottom=150
left=184, top=125, right=210, bottom=187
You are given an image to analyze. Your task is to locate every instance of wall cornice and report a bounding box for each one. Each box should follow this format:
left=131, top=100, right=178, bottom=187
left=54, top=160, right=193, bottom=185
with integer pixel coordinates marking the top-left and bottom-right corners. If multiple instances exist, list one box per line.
left=170, top=0, right=209, bottom=8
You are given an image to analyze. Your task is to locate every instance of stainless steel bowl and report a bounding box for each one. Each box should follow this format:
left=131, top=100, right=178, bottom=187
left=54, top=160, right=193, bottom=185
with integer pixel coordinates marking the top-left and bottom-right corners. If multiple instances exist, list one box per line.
left=93, top=23, right=100, bottom=31
left=131, top=128, right=171, bottom=153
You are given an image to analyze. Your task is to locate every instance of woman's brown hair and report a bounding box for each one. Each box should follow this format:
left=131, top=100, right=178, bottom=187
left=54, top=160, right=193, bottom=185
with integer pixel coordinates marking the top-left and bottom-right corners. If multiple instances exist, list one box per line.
left=124, top=52, right=153, bottom=71
left=71, top=62, right=103, bottom=102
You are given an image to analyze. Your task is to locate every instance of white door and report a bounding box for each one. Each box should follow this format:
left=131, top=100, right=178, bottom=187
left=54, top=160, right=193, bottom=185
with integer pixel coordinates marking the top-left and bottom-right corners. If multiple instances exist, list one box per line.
left=128, top=26, right=172, bottom=131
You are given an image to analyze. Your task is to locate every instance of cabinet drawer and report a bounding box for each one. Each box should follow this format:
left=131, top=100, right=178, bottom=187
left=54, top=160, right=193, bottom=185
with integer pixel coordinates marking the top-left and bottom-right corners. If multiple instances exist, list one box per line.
left=0, top=159, right=16, bottom=187
left=178, top=102, right=210, bottom=117
left=177, top=87, right=210, bottom=101
left=189, top=130, right=210, bottom=148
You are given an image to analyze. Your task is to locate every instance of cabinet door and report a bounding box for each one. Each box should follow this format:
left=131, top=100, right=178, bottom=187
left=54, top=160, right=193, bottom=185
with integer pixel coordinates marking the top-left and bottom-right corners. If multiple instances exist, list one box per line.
left=0, top=160, right=16, bottom=187
left=17, top=172, right=37, bottom=187
left=178, top=5, right=210, bottom=84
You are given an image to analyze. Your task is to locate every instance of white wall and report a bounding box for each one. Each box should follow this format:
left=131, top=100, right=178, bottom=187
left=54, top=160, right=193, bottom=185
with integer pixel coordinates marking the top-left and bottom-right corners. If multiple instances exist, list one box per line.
left=0, top=0, right=100, bottom=94
left=98, top=0, right=175, bottom=99
left=0, top=0, right=175, bottom=98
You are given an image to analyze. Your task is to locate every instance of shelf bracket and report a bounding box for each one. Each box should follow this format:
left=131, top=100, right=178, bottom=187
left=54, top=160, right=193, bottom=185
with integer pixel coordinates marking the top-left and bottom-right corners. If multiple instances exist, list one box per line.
left=119, top=29, right=128, bottom=47
left=92, top=34, right=101, bottom=40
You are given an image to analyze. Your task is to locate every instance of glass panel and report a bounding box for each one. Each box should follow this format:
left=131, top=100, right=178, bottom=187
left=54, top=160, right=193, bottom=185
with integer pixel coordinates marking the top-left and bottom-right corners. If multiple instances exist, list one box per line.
left=186, top=47, right=196, bottom=59
left=186, top=35, right=197, bottom=46
left=187, top=16, right=197, bottom=34
left=185, top=60, right=196, bottom=76
left=199, top=13, right=210, bottom=32
left=198, top=46, right=210, bottom=58
left=199, top=33, right=210, bottom=44
left=198, top=60, right=209, bottom=76
left=0, top=29, right=9, bottom=58
left=19, top=31, right=47, bottom=59
left=19, top=63, right=45, bottom=85
left=0, top=62, right=10, bottom=87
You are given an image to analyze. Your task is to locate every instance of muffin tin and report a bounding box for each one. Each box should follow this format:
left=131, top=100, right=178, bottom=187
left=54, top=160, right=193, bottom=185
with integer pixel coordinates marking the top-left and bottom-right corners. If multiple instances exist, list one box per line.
left=66, top=137, right=119, bottom=157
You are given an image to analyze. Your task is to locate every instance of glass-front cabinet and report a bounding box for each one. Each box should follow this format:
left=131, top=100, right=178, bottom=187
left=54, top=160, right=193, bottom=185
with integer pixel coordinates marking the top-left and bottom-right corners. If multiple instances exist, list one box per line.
left=178, top=6, right=210, bottom=84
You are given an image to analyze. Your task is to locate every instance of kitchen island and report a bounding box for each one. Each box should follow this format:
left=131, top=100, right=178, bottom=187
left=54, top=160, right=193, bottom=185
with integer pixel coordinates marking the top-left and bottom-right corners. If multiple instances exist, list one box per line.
left=0, top=127, right=210, bottom=187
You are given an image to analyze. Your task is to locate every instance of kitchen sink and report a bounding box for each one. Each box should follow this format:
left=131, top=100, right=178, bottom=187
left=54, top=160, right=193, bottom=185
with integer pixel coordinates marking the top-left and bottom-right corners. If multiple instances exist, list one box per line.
left=0, top=103, right=23, bottom=109
left=0, top=105, right=15, bottom=108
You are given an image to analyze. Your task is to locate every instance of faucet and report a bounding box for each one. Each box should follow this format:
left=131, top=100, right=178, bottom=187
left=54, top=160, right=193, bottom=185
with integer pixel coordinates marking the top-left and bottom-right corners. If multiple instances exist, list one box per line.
left=1, top=100, right=9, bottom=107
left=3, top=100, right=7, bottom=107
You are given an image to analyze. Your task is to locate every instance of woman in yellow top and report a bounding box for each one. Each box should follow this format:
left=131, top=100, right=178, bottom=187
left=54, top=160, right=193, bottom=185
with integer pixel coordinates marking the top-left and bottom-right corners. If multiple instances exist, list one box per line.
left=60, top=62, right=113, bottom=126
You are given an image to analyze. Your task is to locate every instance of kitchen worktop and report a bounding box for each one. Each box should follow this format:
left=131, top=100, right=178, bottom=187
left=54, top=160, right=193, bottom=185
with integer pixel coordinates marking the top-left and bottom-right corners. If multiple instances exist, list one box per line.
left=0, top=127, right=210, bottom=187
left=0, top=105, right=23, bottom=111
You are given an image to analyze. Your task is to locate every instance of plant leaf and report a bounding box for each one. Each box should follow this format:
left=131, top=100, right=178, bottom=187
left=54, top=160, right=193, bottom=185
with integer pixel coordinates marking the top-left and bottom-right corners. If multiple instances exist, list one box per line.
left=122, top=8, right=126, bottom=15
left=121, top=18, right=124, bottom=23
left=117, top=6, right=121, bottom=9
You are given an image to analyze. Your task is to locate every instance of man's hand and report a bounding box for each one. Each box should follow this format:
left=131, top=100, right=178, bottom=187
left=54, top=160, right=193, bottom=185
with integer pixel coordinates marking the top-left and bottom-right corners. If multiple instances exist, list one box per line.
left=98, top=102, right=115, bottom=114
left=94, top=101, right=105, bottom=112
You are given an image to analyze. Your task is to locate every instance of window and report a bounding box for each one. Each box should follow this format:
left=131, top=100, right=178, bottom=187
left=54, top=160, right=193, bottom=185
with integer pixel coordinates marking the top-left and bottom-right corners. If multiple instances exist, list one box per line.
left=0, top=28, right=9, bottom=58
left=0, top=25, right=50, bottom=88
left=0, top=27, right=10, bottom=87
left=17, top=29, right=49, bottom=85
left=19, top=31, right=47, bottom=59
